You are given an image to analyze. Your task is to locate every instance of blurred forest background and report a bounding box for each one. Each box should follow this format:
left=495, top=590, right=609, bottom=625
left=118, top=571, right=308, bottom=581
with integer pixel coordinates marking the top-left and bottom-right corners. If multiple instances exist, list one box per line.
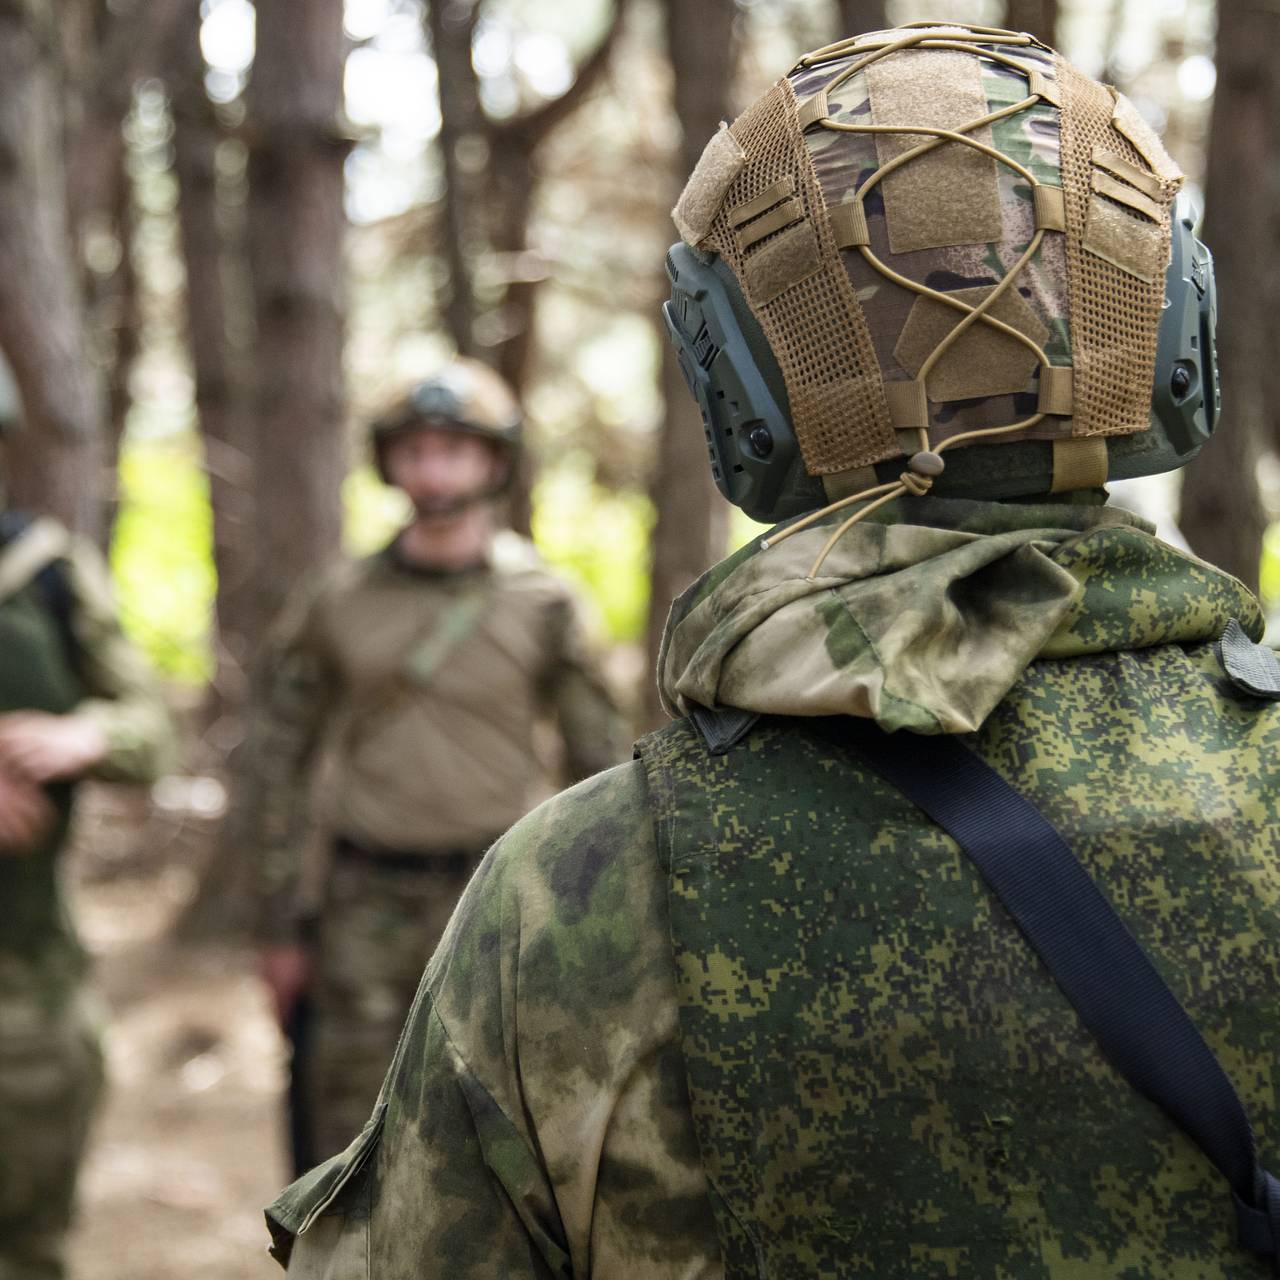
left=2, top=0, right=1270, bottom=733
left=1, top=0, right=1277, bottom=1273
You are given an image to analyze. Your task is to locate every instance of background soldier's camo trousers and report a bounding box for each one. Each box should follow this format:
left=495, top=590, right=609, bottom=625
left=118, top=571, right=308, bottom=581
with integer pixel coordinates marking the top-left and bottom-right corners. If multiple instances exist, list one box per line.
left=307, top=846, right=484, bottom=1161
left=0, top=955, right=104, bottom=1280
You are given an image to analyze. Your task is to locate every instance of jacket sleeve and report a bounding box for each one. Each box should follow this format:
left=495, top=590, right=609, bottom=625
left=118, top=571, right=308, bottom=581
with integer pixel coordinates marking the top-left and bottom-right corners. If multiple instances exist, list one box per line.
left=264, top=763, right=720, bottom=1279
left=243, top=576, right=339, bottom=943
left=541, top=592, right=628, bottom=783
left=267, top=997, right=572, bottom=1279
left=62, top=537, right=174, bottom=784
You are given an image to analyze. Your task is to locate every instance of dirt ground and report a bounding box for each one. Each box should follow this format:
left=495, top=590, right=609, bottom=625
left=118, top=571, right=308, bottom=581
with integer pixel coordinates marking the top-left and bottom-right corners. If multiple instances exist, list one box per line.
left=63, top=783, right=288, bottom=1280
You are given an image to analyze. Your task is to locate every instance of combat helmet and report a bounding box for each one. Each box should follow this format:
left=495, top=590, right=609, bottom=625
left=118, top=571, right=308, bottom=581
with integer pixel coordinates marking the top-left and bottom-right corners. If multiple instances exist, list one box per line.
left=663, top=22, right=1217, bottom=566
left=370, top=357, right=523, bottom=490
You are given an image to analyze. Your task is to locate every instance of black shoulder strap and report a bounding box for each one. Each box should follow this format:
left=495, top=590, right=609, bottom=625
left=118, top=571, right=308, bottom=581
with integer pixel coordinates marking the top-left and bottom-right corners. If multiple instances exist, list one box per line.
left=0, top=509, right=33, bottom=548
left=0, top=510, right=81, bottom=676
left=831, top=715, right=1280, bottom=1272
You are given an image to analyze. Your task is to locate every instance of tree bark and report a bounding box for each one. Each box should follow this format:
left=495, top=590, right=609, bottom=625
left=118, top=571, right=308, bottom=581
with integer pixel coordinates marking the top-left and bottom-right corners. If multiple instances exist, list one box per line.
left=423, top=0, right=630, bottom=389
left=424, top=0, right=483, bottom=358
left=1004, top=0, right=1057, bottom=46
left=183, top=0, right=349, bottom=939
left=100, top=162, right=140, bottom=533
left=835, top=0, right=886, bottom=39
left=1177, top=0, right=1276, bottom=594
left=0, top=0, right=107, bottom=537
left=244, top=0, right=349, bottom=638
left=423, top=0, right=631, bottom=535
left=642, top=0, right=737, bottom=728
left=169, top=0, right=256, bottom=715
left=67, top=0, right=186, bottom=233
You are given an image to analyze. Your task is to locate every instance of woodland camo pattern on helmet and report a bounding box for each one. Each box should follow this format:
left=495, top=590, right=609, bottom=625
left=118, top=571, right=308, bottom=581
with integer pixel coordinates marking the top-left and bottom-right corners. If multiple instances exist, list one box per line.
left=672, top=22, right=1185, bottom=483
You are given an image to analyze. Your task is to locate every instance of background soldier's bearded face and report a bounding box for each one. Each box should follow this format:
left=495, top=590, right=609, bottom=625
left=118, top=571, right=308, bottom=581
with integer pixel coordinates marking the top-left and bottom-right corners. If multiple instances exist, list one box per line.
left=381, top=425, right=507, bottom=519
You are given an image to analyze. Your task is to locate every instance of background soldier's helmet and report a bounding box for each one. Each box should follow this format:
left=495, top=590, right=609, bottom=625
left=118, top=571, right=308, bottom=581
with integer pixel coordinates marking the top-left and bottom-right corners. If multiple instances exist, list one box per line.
left=664, top=22, right=1218, bottom=524
left=370, top=357, right=523, bottom=485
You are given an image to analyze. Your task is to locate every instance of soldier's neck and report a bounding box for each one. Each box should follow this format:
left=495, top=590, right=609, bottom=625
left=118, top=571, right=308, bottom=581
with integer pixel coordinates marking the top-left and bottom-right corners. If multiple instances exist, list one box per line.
left=397, top=505, right=495, bottom=573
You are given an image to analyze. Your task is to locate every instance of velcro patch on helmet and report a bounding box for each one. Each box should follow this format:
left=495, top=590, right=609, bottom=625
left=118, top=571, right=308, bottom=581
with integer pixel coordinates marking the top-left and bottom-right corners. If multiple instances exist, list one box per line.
left=744, top=220, right=824, bottom=304
left=672, top=124, right=748, bottom=247
left=1110, top=91, right=1184, bottom=183
left=1082, top=195, right=1168, bottom=284
left=699, top=80, right=896, bottom=475
left=1056, top=54, right=1179, bottom=436
left=865, top=48, right=1003, bottom=254
left=894, top=285, right=1049, bottom=401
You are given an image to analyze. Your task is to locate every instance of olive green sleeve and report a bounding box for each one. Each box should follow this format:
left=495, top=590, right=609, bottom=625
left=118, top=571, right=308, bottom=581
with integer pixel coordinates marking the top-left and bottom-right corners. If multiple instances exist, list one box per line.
left=62, top=537, right=174, bottom=784
left=244, top=576, right=339, bottom=943
left=266, top=763, right=720, bottom=1277
left=541, top=594, right=629, bottom=783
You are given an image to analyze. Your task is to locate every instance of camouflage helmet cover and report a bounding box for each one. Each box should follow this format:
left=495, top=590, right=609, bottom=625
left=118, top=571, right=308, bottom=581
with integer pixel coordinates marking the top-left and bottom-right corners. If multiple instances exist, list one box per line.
left=665, top=22, right=1218, bottom=521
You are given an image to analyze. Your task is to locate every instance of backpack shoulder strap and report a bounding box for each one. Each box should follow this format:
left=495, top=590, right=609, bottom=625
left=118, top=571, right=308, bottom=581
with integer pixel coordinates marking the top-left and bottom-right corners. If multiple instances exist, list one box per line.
left=0, top=513, right=81, bottom=674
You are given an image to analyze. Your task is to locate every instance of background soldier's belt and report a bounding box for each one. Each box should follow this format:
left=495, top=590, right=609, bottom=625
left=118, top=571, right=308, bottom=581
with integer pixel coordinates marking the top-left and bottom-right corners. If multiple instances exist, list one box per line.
left=332, top=834, right=493, bottom=876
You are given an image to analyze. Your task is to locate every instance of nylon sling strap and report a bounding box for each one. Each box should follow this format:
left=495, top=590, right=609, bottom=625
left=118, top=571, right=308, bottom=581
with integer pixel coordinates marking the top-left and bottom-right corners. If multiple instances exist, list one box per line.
left=828, top=715, right=1280, bottom=1270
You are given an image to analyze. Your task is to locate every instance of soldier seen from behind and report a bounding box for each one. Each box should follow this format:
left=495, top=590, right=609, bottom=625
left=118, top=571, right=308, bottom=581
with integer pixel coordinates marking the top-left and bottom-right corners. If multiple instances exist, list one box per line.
left=247, top=357, right=626, bottom=1169
left=266, top=22, right=1280, bottom=1278
left=0, top=413, right=172, bottom=1279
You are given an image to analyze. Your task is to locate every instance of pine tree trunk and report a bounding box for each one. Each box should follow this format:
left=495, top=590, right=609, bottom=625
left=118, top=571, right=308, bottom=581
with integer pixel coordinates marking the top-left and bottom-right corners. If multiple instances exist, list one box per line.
left=1177, top=0, right=1276, bottom=594
left=187, top=0, right=348, bottom=938
left=835, top=0, right=886, bottom=39
left=643, top=0, right=737, bottom=728
left=0, top=0, right=107, bottom=538
left=1004, top=0, right=1058, bottom=45
left=424, top=0, right=482, bottom=358
left=244, top=0, right=348, bottom=637
left=169, top=0, right=256, bottom=715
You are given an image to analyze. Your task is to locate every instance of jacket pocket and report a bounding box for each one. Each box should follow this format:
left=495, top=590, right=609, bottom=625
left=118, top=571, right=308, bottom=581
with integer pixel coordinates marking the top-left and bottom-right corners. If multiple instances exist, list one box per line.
left=265, top=1102, right=385, bottom=1275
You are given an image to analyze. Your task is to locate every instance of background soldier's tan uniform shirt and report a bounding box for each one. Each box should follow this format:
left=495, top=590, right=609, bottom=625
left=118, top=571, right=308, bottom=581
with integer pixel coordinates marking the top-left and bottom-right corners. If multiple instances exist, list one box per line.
left=249, top=532, right=624, bottom=941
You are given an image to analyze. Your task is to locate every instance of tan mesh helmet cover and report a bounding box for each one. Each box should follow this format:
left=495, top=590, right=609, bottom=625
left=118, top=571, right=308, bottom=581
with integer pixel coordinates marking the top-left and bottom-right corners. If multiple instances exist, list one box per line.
left=672, top=24, right=1184, bottom=476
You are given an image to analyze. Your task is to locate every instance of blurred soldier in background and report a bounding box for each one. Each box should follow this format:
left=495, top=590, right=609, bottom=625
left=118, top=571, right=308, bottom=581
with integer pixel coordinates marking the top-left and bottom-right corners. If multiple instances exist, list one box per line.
left=0, top=416, right=172, bottom=1279
left=248, top=357, right=625, bottom=1167
left=266, top=23, right=1280, bottom=1279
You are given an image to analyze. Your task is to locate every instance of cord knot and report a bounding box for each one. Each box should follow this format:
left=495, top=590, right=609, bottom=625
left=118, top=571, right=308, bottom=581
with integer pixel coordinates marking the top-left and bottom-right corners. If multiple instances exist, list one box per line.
left=900, top=449, right=945, bottom=496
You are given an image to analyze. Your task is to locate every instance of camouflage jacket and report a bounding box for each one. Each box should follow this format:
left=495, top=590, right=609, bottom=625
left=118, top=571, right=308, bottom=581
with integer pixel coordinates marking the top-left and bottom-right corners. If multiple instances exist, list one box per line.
left=0, top=516, right=172, bottom=783
left=267, top=495, right=1279, bottom=1278
left=0, top=515, right=173, bottom=968
left=245, top=531, right=626, bottom=943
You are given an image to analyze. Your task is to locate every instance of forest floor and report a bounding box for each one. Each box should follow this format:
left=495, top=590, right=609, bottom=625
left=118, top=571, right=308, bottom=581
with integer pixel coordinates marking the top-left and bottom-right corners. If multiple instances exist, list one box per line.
left=64, top=782, right=286, bottom=1280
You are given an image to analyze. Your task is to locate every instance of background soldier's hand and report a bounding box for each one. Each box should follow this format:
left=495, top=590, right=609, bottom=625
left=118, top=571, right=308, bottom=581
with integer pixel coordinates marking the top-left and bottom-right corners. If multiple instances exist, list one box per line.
left=0, top=711, right=109, bottom=783
left=0, top=768, right=55, bottom=854
left=261, top=943, right=314, bottom=1027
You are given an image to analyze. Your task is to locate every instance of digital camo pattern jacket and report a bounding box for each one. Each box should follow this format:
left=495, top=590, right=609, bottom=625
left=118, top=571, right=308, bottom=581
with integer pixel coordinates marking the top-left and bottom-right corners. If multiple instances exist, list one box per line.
left=268, top=495, right=1280, bottom=1279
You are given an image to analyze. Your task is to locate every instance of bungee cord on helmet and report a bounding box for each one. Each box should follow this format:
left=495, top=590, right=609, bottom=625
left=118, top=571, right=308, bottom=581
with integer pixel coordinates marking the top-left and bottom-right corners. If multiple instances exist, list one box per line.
left=664, top=20, right=1217, bottom=576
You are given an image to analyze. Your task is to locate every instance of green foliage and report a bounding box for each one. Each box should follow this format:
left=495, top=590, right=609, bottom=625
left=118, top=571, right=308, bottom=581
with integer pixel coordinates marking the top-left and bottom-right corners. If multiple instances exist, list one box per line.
left=343, top=464, right=412, bottom=556
left=1259, top=523, right=1280, bottom=609
left=531, top=462, right=653, bottom=643
left=110, top=439, right=654, bottom=681
left=110, top=438, right=216, bottom=683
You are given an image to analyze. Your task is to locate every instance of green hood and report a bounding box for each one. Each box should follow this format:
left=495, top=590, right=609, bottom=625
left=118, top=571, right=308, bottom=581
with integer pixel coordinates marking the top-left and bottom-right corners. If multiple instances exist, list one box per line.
left=658, top=495, right=1262, bottom=735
